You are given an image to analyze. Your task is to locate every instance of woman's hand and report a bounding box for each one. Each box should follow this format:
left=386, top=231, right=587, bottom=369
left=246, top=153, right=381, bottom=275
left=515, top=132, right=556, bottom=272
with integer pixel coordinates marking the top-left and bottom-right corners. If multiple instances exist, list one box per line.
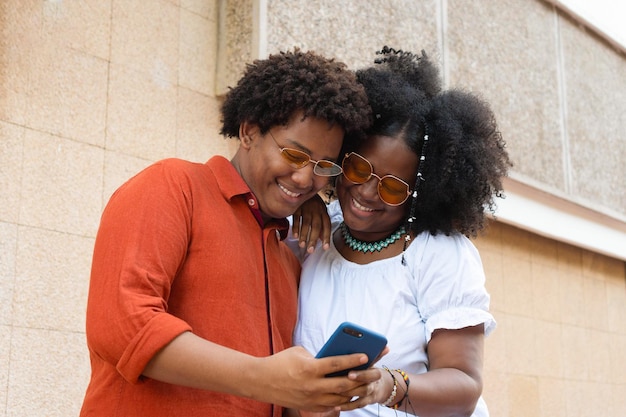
left=292, top=194, right=332, bottom=253
left=282, top=366, right=390, bottom=416
left=333, top=367, right=393, bottom=411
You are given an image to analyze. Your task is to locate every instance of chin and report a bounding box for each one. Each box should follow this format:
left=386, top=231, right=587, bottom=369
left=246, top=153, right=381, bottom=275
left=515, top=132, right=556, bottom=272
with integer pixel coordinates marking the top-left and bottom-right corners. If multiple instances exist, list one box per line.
left=342, top=212, right=369, bottom=230
left=266, top=203, right=298, bottom=221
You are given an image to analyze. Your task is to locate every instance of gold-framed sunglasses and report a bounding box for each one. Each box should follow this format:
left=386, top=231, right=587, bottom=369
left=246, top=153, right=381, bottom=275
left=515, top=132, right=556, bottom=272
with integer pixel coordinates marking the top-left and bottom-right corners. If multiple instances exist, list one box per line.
left=341, top=152, right=411, bottom=206
left=268, top=130, right=342, bottom=177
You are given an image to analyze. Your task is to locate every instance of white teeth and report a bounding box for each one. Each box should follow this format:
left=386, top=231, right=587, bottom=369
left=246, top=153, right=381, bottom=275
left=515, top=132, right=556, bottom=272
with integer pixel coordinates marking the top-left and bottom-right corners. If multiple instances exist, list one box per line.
left=352, top=198, right=374, bottom=212
left=279, top=183, right=301, bottom=198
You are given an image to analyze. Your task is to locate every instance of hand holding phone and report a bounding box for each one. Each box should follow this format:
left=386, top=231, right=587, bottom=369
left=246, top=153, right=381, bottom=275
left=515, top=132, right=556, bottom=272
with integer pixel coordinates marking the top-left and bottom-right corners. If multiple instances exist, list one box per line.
left=315, top=322, right=387, bottom=377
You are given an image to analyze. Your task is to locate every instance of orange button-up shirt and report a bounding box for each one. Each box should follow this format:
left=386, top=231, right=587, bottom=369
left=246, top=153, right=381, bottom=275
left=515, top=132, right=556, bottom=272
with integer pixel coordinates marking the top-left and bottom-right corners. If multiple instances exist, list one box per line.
left=81, top=156, right=300, bottom=417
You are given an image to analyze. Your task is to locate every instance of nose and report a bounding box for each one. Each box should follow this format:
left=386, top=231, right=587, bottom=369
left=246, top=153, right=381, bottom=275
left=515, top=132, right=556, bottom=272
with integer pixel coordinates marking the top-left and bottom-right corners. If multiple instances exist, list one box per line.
left=290, top=163, right=316, bottom=189
left=357, top=176, right=380, bottom=200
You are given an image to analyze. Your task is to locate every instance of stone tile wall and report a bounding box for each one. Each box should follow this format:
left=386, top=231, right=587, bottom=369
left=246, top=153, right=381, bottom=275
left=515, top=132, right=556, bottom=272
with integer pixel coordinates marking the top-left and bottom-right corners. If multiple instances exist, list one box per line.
left=0, top=0, right=624, bottom=415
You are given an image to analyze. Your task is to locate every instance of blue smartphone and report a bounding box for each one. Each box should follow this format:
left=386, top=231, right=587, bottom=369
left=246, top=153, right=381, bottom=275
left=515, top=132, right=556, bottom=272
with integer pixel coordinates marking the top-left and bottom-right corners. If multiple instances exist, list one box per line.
left=315, top=321, right=387, bottom=377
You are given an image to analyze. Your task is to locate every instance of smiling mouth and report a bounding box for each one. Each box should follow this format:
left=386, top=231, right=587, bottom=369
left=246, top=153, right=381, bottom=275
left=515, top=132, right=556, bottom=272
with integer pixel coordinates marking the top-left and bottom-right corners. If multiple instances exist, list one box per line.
left=352, top=198, right=375, bottom=212
left=278, top=183, right=302, bottom=198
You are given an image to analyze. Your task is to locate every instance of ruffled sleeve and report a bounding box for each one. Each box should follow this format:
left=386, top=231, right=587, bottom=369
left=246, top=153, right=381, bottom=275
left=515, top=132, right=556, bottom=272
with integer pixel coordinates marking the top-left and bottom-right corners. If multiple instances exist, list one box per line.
left=412, top=233, right=496, bottom=343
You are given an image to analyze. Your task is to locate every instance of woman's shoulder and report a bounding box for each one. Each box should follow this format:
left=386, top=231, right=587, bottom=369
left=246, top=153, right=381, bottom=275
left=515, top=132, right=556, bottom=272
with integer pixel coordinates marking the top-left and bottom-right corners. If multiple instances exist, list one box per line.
left=416, top=231, right=476, bottom=251
left=404, top=231, right=480, bottom=269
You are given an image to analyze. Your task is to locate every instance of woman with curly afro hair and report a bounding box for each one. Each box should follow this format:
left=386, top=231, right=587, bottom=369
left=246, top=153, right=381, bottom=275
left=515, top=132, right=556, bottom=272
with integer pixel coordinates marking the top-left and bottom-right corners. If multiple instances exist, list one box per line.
left=81, top=49, right=377, bottom=417
left=289, top=47, right=512, bottom=417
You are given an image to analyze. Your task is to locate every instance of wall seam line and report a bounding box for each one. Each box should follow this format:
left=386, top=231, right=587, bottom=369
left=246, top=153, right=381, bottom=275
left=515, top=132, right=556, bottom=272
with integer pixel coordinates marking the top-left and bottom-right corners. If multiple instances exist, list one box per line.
left=554, top=10, right=572, bottom=194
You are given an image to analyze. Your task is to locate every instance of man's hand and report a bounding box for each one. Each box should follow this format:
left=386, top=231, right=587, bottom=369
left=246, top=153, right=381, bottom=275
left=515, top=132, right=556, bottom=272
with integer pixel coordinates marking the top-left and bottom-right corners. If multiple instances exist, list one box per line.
left=253, top=346, right=382, bottom=412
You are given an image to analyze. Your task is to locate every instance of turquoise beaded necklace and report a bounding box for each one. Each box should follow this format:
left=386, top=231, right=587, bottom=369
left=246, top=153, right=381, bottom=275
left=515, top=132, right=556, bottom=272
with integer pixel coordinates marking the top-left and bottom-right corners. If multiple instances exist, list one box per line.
left=340, top=222, right=406, bottom=253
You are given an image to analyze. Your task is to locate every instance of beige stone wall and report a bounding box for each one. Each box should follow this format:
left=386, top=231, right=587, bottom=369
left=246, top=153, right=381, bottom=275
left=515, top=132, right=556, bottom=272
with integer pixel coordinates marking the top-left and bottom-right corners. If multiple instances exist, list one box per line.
left=476, top=222, right=626, bottom=416
left=257, top=0, right=626, bottom=218
left=1, top=0, right=624, bottom=416
left=0, top=0, right=233, bottom=414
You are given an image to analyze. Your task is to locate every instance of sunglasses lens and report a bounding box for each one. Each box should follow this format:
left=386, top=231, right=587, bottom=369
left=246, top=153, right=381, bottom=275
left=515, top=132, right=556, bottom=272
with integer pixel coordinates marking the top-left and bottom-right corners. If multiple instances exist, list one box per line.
left=379, top=178, right=410, bottom=205
left=281, top=148, right=310, bottom=168
left=342, top=153, right=372, bottom=183
left=343, top=153, right=410, bottom=206
left=314, top=160, right=342, bottom=177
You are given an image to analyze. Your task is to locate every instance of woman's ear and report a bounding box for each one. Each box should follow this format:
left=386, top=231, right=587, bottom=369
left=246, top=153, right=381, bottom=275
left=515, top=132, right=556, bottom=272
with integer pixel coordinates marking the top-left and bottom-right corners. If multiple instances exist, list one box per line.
left=239, top=121, right=260, bottom=150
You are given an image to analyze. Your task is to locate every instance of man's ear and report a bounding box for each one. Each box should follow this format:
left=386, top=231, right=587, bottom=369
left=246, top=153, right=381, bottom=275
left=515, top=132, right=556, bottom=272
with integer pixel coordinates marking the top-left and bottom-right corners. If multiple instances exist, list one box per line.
left=239, top=121, right=260, bottom=150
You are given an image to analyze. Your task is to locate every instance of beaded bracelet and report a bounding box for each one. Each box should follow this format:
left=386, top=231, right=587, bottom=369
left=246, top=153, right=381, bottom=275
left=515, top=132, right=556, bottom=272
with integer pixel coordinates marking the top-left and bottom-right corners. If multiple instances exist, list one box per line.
left=392, top=368, right=411, bottom=409
left=381, top=366, right=398, bottom=407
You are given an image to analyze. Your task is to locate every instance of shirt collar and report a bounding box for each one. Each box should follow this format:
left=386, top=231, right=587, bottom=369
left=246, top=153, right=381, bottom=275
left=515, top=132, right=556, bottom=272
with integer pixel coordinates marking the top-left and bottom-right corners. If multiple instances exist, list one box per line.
left=206, top=156, right=289, bottom=239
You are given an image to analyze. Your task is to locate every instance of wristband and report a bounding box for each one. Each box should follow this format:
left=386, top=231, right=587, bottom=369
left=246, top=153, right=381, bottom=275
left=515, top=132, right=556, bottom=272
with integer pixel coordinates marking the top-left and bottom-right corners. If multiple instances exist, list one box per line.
left=381, top=366, right=398, bottom=407
left=393, top=368, right=411, bottom=409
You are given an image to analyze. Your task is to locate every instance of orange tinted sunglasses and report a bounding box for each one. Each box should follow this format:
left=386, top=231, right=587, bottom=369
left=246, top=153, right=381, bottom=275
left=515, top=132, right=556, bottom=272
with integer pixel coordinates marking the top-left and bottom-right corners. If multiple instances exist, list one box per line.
left=341, top=152, right=411, bottom=206
left=268, top=131, right=342, bottom=177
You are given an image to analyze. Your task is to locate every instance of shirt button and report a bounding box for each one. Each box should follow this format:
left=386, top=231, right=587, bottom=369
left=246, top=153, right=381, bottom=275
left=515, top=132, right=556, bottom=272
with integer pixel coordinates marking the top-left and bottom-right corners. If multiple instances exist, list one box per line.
left=248, top=198, right=255, bottom=206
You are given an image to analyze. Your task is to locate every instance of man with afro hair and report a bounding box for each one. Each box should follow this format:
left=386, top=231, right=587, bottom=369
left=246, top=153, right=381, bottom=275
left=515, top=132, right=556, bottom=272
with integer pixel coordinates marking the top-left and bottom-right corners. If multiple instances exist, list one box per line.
left=81, top=49, right=375, bottom=417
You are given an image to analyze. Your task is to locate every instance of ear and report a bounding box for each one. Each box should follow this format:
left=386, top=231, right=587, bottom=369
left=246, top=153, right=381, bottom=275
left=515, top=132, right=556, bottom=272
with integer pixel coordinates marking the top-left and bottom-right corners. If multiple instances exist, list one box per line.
left=239, top=121, right=260, bottom=150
